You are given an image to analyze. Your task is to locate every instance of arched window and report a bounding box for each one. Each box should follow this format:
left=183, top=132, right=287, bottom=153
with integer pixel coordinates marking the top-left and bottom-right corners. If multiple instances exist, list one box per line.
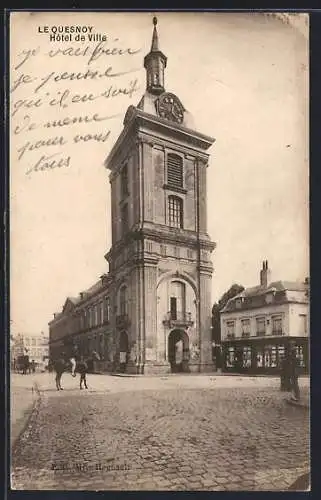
left=167, top=153, right=183, bottom=189
left=168, top=195, right=183, bottom=228
left=119, top=286, right=128, bottom=316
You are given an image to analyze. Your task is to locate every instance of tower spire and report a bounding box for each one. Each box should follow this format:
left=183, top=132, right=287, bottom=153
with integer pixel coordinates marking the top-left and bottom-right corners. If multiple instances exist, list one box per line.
left=151, top=16, right=159, bottom=51
left=144, top=16, right=167, bottom=95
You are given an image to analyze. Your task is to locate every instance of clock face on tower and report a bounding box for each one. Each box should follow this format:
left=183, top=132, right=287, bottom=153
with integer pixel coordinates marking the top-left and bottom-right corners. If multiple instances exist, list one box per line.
left=156, top=93, right=184, bottom=124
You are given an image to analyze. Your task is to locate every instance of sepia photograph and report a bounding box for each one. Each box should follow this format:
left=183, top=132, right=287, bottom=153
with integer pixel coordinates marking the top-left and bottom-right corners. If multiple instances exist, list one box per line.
left=9, top=10, right=309, bottom=491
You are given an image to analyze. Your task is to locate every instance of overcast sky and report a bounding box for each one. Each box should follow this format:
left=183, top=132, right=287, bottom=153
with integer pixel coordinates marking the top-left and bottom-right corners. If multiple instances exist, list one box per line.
left=10, top=11, right=309, bottom=336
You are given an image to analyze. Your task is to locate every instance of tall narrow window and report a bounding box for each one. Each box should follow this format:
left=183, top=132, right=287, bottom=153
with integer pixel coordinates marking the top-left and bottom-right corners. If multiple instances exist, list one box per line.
left=299, top=314, right=308, bottom=335
left=119, top=286, right=128, bottom=316
left=121, top=203, right=129, bottom=235
left=226, top=321, right=235, bottom=338
left=167, top=153, right=183, bottom=189
left=120, top=164, right=129, bottom=198
left=97, top=302, right=102, bottom=325
left=168, top=196, right=183, bottom=228
left=272, top=315, right=283, bottom=335
left=170, top=297, right=177, bottom=320
left=241, top=319, right=250, bottom=337
left=169, top=281, right=186, bottom=320
left=104, top=296, right=110, bottom=323
left=256, top=317, right=266, bottom=336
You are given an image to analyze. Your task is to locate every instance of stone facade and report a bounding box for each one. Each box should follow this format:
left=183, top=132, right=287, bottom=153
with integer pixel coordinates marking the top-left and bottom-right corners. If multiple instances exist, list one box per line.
left=220, top=262, right=310, bottom=374
left=49, top=18, right=216, bottom=374
left=12, top=332, right=49, bottom=370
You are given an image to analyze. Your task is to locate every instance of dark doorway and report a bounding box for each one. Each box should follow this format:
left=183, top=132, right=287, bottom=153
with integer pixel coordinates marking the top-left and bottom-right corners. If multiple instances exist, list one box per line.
left=119, top=331, right=129, bottom=352
left=119, top=331, right=129, bottom=373
left=168, top=329, right=190, bottom=373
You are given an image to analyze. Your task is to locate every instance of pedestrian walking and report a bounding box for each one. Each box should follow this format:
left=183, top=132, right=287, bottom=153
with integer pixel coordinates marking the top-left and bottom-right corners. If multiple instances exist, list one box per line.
left=78, top=356, right=88, bottom=389
left=288, top=345, right=301, bottom=402
left=279, top=355, right=291, bottom=391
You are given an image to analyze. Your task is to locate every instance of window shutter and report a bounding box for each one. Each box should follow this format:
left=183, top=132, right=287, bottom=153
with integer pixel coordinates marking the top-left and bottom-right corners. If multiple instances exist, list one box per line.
left=167, top=154, right=183, bottom=188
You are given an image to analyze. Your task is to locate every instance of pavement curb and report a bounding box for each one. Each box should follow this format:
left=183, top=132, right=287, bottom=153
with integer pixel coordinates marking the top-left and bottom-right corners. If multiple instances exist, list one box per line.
left=11, top=382, right=42, bottom=453
left=109, top=372, right=310, bottom=379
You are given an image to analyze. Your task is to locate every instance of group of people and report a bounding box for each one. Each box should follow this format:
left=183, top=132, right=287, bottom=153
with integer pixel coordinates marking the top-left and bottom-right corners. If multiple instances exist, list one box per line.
left=13, top=356, right=36, bottom=374
left=280, top=344, right=301, bottom=401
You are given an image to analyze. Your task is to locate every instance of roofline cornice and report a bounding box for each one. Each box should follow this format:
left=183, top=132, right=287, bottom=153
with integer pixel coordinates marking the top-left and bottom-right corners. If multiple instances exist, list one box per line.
left=104, top=106, right=215, bottom=170
left=220, top=299, right=309, bottom=315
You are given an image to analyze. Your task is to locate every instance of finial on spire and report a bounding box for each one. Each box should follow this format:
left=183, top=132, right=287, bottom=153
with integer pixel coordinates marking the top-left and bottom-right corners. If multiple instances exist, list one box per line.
left=151, top=16, right=160, bottom=52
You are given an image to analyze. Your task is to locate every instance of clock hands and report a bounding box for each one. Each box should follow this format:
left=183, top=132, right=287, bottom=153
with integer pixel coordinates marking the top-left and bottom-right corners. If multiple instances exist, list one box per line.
left=157, top=94, right=184, bottom=123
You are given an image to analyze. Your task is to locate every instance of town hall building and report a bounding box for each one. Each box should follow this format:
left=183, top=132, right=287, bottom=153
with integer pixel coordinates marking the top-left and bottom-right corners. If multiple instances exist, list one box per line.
left=48, top=17, right=216, bottom=374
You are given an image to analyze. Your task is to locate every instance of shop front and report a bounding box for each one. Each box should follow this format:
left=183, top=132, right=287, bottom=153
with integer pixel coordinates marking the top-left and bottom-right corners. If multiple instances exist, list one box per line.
left=222, top=337, right=309, bottom=375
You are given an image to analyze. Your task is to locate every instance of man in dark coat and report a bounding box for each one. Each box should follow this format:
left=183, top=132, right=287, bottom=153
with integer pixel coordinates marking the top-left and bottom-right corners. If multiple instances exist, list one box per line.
left=54, top=352, right=67, bottom=391
left=288, top=345, right=300, bottom=401
left=78, top=356, right=88, bottom=390
left=280, top=355, right=291, bottom=391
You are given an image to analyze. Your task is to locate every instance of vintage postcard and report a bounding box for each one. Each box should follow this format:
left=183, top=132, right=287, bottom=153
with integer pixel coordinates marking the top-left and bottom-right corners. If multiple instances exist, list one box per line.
left=9, top=11, right=310, bottom=491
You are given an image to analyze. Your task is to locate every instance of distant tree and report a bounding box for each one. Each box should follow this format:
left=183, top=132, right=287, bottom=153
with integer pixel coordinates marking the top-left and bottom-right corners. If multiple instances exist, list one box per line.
left=211, top=303, right=221, bottom=344
left=211, top=284, right=245, bottom=343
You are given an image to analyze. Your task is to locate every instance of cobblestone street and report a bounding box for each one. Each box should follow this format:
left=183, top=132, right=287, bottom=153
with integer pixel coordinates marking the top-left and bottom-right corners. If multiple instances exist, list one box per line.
left=11, top=374, right=310, bottom=491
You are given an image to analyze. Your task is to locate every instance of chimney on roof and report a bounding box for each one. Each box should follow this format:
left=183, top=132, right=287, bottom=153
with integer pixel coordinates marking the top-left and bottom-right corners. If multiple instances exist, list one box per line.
left=260, top=260, right=271, bottom=287
left=80, top=292, right=84, bottom=299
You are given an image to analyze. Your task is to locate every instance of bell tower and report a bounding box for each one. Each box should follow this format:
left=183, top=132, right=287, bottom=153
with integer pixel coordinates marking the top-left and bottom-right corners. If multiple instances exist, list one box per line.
left=105, top=18, right=216, bottom=374
left=143, top=17, right=167, bottom=95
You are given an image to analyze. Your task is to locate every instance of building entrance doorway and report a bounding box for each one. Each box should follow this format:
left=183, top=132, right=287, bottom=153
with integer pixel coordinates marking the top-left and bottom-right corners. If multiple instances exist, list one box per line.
left=119, top=331, right=129, bottom=373
left=168, top=329, right=190, bottom=373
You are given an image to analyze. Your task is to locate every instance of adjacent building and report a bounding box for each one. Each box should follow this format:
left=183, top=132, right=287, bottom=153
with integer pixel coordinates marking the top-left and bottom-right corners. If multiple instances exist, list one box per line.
left=220, top=261, right=309, bottom=374
left=49, top=18, right=216, bottom=374
left=11, top=332, right=49, bottom=370
left=49, top=277, right=113, bottom=372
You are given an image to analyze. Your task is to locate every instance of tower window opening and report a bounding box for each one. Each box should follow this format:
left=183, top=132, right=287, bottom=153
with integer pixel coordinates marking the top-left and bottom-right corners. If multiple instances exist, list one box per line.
left=168, top=195, right=183, bottom=229
left=121, top=203, right=129, bottom=236
left=167, top=153, right=183, bottom=189
left=119, top=286, right=128, bottom=316
left=120, top=164, right=129, bottom=198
